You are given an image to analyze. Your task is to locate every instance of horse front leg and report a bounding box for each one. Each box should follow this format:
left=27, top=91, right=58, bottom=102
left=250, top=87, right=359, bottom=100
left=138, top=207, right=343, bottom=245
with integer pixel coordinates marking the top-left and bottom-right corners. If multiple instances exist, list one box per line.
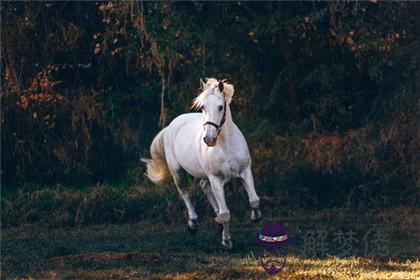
left=208, top=175, right=232, bottom=249
left=240, top=166, right=261, bottom=221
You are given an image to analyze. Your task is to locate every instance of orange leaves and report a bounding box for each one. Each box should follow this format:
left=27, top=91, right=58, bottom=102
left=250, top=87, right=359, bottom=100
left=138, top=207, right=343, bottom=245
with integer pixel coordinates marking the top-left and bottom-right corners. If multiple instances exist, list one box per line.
left=13, top=68, right=64, bottom=131
left=94, top=41, right=102, bottom=54
left=31, top=71, right=61, bottom=92
left=96, top=2, right=128, bottom=57
left=18, top=95, right=29, bottom=109
left=329, top=26, right=357, bottom=52
left=98, top=2, right=115, bottom=12
left=18, top=92, right=63, bottom=110
left=328, top=1, right=408, bottom=58
left=376, top=31, right=406, bottom=53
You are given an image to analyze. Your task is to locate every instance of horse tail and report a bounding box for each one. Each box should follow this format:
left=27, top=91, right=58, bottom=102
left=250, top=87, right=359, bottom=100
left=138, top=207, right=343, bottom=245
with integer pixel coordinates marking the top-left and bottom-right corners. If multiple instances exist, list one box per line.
left=141, top=128, right=171, bottom=185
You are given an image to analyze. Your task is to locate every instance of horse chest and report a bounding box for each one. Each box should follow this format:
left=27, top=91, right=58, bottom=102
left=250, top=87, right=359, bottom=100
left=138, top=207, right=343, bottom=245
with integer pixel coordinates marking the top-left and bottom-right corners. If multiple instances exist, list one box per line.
left=208, top=153, right=248, bottom=179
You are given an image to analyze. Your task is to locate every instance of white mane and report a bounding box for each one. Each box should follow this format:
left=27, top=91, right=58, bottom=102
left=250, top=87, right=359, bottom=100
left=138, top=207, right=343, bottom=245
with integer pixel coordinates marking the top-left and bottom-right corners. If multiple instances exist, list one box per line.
left=192, top=78, right=235, bottom=109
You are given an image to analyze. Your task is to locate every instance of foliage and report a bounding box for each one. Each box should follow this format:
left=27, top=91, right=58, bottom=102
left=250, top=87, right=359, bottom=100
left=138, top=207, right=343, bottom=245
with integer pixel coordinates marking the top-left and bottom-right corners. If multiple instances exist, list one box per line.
left=1, top=1, right=419, bottom=208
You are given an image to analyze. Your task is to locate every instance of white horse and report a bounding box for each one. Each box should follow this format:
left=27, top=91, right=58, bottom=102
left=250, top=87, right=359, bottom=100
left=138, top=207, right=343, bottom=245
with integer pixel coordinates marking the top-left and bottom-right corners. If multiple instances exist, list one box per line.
left=142, top=78, right=261, bottom=249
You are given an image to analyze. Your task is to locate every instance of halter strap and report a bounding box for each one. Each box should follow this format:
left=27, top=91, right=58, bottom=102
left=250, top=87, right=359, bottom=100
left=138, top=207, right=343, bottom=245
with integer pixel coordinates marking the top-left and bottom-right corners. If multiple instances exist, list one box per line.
left=203, top=95, right=227, bottom=135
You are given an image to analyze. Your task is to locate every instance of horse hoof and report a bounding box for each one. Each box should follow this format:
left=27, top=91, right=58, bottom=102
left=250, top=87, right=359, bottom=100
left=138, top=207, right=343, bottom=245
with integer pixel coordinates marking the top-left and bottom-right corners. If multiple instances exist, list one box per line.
left=221, top=239, right=233, bottom=250
left=250, top=208, right=262, bottom=221
left=187, top=220, right=198, bottom=235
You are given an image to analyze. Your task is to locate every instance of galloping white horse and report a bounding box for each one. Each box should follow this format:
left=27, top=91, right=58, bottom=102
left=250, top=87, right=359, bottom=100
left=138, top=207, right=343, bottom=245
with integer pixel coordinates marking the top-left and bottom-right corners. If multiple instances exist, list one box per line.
left=142, top=78, right=261, bottom=249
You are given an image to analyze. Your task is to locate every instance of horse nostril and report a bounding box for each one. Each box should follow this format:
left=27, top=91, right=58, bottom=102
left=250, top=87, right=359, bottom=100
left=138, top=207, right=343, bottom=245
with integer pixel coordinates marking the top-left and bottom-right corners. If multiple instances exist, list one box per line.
left=203, top=136, right=216, bottom=146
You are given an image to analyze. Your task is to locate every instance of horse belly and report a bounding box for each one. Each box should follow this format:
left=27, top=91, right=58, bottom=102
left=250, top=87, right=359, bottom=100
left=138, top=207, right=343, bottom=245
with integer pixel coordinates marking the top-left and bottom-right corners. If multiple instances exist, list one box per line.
left=173, top=147, right=206, bottom=178
left=182, top=164, right=207, bottom=179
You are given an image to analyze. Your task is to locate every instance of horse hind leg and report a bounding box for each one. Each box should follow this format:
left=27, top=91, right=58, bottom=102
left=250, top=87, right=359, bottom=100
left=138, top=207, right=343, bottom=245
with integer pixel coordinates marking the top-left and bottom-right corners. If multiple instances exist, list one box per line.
left=172, top=169, right=198, bottom=235
left=199, top=179, right=219, bottom=216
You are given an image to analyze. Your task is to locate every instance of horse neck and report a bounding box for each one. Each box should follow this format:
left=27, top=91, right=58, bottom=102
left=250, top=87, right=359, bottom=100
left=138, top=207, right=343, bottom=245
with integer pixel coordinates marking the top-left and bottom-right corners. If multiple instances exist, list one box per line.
left=219, top=105, right=234, bottom=142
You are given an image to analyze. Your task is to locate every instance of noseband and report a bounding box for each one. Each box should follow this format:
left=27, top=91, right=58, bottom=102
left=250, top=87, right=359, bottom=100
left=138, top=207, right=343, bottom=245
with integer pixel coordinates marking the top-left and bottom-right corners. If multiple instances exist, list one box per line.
left=203, top=97, right=227, bottom=135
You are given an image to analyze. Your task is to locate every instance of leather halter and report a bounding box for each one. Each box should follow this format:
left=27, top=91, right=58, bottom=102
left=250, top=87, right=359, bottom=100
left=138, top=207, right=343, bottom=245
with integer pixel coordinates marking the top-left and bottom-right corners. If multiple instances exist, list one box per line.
left=203, top=90, right=227, bottom=135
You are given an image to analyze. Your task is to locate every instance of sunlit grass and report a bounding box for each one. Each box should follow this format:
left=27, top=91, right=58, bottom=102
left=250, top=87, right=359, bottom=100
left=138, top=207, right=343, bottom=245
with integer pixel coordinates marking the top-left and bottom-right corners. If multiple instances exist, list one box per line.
left=7, top=255, right=419, bottom=279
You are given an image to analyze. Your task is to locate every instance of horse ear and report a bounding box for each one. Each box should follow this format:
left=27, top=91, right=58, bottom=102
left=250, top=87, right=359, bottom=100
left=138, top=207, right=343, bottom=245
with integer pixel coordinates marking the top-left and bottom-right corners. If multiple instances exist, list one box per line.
left=200, top=78, right=205, bottom=89
left=218, top=81, right=224, bottom=92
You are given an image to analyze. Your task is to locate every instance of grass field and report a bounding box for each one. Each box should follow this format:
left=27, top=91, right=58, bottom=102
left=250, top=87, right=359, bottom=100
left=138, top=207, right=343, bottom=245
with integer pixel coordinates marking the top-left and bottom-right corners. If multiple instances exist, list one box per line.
left=2, top=207, right=419, bottom=279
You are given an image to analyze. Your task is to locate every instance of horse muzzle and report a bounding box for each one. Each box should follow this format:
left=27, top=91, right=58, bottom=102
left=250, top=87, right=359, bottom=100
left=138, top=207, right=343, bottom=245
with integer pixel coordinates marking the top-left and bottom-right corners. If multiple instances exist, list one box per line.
left=203, top=136, right=217, bottom=146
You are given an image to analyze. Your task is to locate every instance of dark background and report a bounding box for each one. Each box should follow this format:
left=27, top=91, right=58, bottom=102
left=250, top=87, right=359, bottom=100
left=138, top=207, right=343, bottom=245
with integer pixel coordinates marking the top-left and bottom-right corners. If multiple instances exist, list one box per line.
left=1, top=1, right=419, bottom=226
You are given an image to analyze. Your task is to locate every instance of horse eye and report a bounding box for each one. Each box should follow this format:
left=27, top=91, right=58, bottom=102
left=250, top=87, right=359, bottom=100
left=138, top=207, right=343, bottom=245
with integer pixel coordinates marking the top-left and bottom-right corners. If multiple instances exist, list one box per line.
left=218, top=105, right=223, bottom=111
left=201, top=105, right=205, bottom=111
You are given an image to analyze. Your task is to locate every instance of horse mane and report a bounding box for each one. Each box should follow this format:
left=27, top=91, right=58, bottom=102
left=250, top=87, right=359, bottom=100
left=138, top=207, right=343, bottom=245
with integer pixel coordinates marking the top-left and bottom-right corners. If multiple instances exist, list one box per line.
left=192, top=78, right=235, bottom=110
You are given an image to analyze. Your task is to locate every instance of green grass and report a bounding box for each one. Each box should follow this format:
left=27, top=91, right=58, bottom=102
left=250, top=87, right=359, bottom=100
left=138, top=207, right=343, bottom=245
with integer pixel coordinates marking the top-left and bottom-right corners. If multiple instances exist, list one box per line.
left=1, top=184, right=184, bottom=228
left=1, top=207, right=419, bottom=279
